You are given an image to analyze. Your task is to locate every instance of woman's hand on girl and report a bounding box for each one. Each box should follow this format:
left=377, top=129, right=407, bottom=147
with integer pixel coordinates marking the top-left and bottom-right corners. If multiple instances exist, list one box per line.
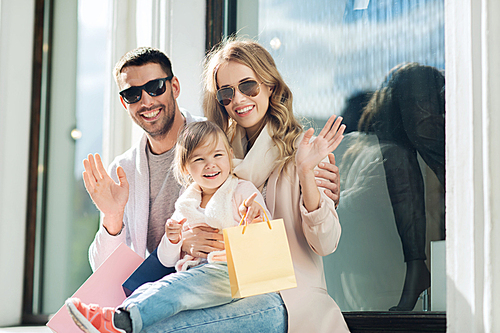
left=239, top=192, right=266, bottom=224
left=165, top=218, right=187, bottom=244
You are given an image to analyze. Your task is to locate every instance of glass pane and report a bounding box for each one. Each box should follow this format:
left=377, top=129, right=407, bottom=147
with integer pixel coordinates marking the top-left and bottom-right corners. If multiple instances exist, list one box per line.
left=38, top=0, right=108, bottom=315
left=69, top=0, right=108, bottom=297
left=237, top=0, right=445, bottom=312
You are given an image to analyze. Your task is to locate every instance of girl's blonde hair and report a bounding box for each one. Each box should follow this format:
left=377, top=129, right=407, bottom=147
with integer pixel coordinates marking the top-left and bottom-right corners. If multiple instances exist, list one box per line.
left=202, top=38, right=303, bottom=167
left=173, top=121, right=233, bottom=187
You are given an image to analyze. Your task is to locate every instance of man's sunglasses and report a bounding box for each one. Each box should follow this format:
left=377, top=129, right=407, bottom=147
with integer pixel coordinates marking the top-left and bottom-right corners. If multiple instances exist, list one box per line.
left=119, top=76, right=173, bottom=104
left=216, top=80, right=262, bottom=106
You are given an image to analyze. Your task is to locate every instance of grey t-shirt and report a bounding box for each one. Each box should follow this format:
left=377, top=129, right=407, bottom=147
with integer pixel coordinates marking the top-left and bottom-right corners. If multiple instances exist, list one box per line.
left=146, top=144, right=181, bottom=254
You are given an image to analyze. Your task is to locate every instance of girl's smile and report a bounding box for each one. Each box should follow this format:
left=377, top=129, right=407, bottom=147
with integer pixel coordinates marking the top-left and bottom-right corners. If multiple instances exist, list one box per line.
left=185, top=137, right=232, bottom=196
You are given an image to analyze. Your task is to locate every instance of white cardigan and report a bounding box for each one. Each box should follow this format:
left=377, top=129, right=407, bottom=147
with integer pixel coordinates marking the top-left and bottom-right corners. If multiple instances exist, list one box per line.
left=156, top=175, right=269, bottom=271
left=88, top=110, right=203, bottom=271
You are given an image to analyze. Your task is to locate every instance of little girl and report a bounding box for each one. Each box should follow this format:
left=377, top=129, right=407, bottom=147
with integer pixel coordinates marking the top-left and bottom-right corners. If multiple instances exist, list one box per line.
left=156, top=121, right=268, bottom=272
left=66, top=121, right=270, bottom=333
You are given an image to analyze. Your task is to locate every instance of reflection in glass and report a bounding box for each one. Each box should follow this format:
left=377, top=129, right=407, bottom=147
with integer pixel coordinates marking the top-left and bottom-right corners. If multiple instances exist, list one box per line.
left=338, top=63, right=445, bottom=311
left=250, top=0, right=445, bottom=311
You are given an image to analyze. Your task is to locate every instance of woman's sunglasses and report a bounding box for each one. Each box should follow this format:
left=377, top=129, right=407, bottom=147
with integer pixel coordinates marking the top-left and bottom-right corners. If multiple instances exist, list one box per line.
left=119, top=76, right=173, bottom=104
left=216, top=80, right=262, bottom=106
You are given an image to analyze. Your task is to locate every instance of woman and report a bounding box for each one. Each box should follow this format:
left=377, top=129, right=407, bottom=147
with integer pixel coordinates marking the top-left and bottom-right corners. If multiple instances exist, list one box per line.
left=202, top=38, right=350, bottom=333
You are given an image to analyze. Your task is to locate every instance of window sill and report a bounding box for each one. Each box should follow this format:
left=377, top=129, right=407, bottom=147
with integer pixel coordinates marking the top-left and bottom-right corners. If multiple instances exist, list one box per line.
left=343, top=311, right=446, bottom=332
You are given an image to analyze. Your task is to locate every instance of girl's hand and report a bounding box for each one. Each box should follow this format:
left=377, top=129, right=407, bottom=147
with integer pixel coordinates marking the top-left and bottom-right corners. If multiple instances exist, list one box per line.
left=296, top=115, right=345, bottom=174
left=238, top=193, right=266, bottom=224
left=165, top=218, right=187, bottom=244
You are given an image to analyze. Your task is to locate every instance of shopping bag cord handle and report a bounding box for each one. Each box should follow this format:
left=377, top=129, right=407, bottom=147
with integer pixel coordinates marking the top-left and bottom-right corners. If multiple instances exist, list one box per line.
left=238, top=202, right=272, bottom=234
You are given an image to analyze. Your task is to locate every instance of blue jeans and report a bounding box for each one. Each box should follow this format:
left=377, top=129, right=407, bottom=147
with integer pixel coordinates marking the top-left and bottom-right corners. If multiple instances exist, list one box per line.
left=121, top=262, right=287, bottom=333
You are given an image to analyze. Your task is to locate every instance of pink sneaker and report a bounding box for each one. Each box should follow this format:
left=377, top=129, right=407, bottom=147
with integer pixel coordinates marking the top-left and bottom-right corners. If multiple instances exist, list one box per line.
left=65, top=298, right=126, bottom=333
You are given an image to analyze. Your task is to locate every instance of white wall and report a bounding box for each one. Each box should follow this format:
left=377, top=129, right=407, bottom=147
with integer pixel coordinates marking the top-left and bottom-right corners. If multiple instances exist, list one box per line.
left=482, top=1, right=500, bottom=330
left=0, top=0, right=35, bottom=327
left=446, top=0, right=500, bottom=332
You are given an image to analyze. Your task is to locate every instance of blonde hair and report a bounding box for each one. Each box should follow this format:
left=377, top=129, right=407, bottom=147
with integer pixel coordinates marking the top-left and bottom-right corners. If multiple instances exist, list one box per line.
left=173, top=121, right=233, bottom=187
left=202, top=38, right=303, bottom=167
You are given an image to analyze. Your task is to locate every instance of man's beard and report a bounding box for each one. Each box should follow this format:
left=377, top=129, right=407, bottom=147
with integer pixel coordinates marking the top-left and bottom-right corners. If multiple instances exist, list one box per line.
left=137, top=91, right=176, bottom=139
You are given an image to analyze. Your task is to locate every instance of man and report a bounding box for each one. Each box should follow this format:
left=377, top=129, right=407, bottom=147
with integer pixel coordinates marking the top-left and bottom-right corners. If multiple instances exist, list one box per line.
left=84, top=46, right=341, bottom=271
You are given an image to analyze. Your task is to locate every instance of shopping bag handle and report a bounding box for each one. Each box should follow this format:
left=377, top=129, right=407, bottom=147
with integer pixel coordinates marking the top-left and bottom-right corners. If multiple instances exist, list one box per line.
left=239, top=202, right=272, bottom=234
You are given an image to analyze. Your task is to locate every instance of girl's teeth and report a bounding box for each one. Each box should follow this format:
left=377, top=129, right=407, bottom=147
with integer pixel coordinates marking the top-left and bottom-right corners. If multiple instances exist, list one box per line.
left=205, top=172, right=220, bottom=177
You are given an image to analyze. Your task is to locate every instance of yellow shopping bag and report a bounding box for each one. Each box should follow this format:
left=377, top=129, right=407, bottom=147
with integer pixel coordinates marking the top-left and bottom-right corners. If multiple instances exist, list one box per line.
left=223, top=206, right=297, bottom=298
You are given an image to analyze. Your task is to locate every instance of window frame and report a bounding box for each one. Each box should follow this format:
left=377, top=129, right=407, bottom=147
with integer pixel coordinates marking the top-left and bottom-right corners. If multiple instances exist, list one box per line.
left=23, top=0, right=52, bottom=325
left=208, top=1, right=447, bottom=331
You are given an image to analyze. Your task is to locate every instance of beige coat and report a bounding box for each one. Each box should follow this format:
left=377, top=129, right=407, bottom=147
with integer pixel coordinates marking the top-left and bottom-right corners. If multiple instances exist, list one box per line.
left=266, top=162, right=350, bottom=333
left=231, top=125, right=350, bottom=332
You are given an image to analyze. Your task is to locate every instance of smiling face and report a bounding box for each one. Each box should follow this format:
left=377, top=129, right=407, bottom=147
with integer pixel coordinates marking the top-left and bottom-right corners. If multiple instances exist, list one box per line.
left=216, top=61, right=273, bottom=140
left=118, top=63, right=179, bottom=139
left=184, top=134, right=232, bottom=196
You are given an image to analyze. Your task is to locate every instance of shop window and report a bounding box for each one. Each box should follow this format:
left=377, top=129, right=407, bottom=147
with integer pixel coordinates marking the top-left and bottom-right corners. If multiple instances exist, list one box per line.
left=214, top=0, right=446, bottom=331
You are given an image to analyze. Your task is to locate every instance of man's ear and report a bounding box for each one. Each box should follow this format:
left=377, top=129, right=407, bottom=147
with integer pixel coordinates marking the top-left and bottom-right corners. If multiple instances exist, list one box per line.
left=171, top=76, right=181, bottom=99
left=119, top=95, right=128, bottom=110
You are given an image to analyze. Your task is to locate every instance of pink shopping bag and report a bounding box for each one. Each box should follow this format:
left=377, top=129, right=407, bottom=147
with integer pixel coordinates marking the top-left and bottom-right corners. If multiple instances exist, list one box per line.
left=46, top=243, right=143, bottom=333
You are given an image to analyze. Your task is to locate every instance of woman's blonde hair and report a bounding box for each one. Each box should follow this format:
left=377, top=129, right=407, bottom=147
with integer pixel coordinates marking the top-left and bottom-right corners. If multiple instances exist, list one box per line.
left=173, top=121, right=233, bottom=187
left=202, top=38, right=303, bottom=167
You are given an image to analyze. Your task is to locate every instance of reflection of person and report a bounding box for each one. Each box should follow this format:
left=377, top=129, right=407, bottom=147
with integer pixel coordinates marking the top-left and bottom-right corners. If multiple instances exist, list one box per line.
left=324, top=90, right=405, bottom=311
left=358, top=62, right=445, bottom=311
left=341, top=90, right=374, bottom=134
left=66, top=121, right=273, bottom=333
left=81, top=46, right=342, bottom=331
left=325, top=130, right=408, bottom=311
left=203, top=38, right=350, bottom=333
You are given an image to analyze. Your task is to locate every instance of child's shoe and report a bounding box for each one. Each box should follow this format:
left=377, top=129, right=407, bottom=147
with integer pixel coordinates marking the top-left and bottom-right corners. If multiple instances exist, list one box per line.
left=65, top=297, right=126, bottom=333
